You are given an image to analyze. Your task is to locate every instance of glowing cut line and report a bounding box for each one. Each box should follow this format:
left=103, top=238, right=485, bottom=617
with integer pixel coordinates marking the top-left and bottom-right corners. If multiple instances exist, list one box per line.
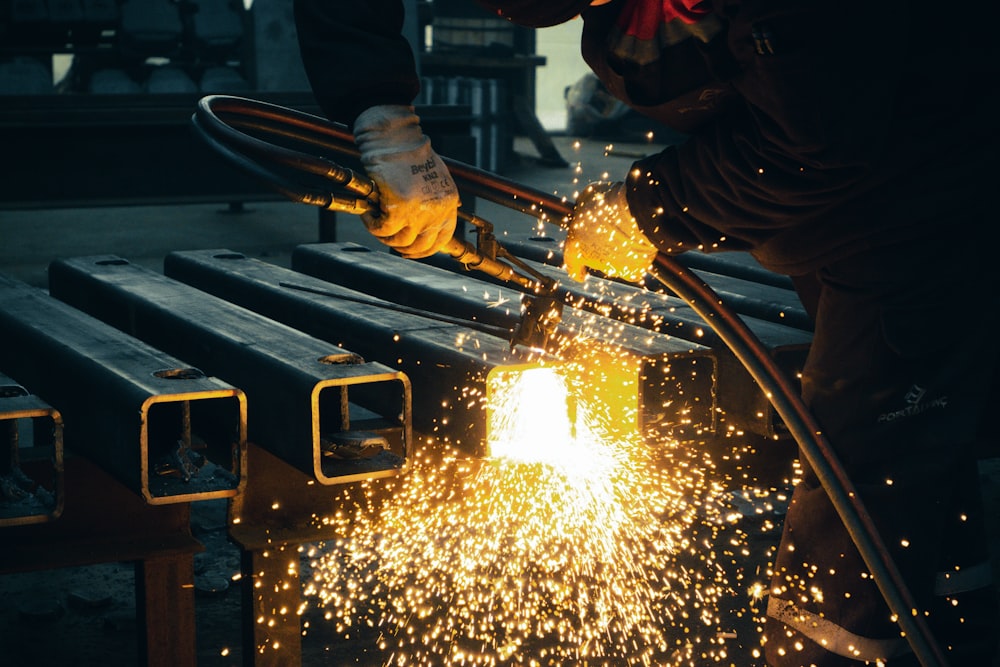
left=487, top=367, right=584, bottom=469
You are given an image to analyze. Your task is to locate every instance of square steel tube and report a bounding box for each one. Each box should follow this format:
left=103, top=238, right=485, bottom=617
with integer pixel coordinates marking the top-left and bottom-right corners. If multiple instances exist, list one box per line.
left=289, top=243, right=719, bottom=442
left=0, top=275, right=246, bottom=504
left=0, top=372, right=64, bottom=526
left=423, top=244, right=813, bottom=441
left=48, top=256, right=411, bottom=485
left=497, top=235, right=811, bottom=330
left=161, top=249, right=562, bottom=455
left=498, top=254, right=812, bottom=440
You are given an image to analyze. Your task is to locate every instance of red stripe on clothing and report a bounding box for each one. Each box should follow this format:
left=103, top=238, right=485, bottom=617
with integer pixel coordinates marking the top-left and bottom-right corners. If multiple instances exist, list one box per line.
left=616, top=0, right=711, bottom=40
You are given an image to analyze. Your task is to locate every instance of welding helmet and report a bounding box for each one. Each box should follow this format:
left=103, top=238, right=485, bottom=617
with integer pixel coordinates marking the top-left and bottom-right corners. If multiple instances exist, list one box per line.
left=475, top=0, right=594, bottom=28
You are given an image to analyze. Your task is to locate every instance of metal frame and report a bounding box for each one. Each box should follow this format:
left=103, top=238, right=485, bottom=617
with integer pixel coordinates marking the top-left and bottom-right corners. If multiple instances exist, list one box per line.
left=0, top=453, right=203, bottom=667
left=288, top=242, right=719, bottom=442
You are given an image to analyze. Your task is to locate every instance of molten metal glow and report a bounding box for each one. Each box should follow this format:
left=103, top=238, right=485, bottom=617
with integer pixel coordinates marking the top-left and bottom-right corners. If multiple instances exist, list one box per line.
left=486, top=366, right=578, bottom=468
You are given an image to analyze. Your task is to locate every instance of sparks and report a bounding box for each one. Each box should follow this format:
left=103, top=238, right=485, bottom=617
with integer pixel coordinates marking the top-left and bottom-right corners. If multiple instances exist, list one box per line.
left=298, top=355, right=767, bottom=665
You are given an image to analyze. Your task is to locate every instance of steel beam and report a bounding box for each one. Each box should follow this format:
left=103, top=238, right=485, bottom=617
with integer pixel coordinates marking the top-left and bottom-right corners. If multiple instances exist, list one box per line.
left=494, top=235, right=811, bottom=330
left=494, top=253, right=812, bottom=440
left=0, top=372, right=63, bottom=526
left=156, top=250, right=571, bottom=666
left=418, top=241, right=812, bottom=441
left=161, top=248, right=561, bottom=454
left=47, top=256, right=411, bottom=485
left=286, top=243, right=718, bottom=442
left=0, top=275, right=246, bottom=504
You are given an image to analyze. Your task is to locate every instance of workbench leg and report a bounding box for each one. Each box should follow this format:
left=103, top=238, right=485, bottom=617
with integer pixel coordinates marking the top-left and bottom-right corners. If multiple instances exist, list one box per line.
left=135, top=553, right=198, bottom=667
left=241, top=545, right=303, bottom=667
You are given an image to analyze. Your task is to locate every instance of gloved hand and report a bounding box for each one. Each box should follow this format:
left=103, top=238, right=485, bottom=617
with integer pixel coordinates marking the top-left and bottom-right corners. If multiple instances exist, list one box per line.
left=563, top=181, right=658, bottom=283
left=353, top=105, right=460, bottom=258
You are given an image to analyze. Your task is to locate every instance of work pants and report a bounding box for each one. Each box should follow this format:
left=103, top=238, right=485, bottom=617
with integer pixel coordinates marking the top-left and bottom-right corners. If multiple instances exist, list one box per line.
left=762, top=241, right=999, bottom=667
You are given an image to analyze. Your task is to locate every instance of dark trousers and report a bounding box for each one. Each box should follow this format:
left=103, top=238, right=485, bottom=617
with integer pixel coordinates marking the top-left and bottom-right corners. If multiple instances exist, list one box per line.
left=763, top=240, right=999, bottom=666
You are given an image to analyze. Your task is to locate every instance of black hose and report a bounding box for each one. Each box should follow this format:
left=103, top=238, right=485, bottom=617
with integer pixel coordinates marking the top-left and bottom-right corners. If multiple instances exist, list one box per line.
left=196, top=95, right=573, bottom=222
left=191, top=112, right=333, bottom=207
left=647, top=255, right=947, bottom=667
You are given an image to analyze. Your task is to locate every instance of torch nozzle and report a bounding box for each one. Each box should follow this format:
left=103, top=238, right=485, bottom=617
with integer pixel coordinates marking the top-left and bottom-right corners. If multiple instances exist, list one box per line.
left=510, top=294, right=564, bottom=351
left=449, top=212, right=564, bottom=349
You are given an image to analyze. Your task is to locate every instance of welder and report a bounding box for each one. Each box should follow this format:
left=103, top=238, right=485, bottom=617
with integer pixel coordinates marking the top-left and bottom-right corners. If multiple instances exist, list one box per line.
left=292, top=0, right=998, bottom=664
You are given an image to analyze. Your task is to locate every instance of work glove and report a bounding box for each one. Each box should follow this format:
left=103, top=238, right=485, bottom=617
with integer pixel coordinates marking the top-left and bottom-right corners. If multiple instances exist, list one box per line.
left=353, top=105, right=460, bottom=258
left=563, top=181, right=658, bottom=283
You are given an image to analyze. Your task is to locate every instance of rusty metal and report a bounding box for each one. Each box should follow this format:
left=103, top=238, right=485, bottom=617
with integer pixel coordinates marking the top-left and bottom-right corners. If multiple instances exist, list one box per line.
left=0, top=372, right=64, bottom=526
left=287, top=243, right=718, bottom=442
left=228, top=444, right=392, bottom=667
left=0, top=274, right=246, bottom=504
left=161, top=248, right=558, bottom=454
left=47, top=256, right=411, bottom=485
left=136, top=553, right=198, bottom=667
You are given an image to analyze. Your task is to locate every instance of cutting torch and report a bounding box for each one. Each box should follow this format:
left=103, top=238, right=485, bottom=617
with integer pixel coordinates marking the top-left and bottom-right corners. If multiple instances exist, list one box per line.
left=191, top=95, right=564, bottom=349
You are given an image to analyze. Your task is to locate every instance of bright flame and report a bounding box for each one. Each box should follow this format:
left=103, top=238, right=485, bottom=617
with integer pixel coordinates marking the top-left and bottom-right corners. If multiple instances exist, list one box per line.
left=486, top=366, right=576, bottom=467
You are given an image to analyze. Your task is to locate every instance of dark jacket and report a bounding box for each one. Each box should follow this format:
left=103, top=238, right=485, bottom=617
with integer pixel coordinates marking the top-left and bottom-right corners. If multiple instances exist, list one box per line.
left=294, top=0, right=997, bottom=274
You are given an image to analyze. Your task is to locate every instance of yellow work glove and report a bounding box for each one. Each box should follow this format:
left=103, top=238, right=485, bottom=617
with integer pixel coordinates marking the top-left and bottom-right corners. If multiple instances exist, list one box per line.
left=353, top=105, right=460, bottom=259
left=563, top=181, right=658, bottom=283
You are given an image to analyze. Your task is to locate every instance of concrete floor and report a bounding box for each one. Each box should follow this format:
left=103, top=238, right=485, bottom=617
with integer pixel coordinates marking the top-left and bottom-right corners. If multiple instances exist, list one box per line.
left=1, top=134, right=998, bottom=666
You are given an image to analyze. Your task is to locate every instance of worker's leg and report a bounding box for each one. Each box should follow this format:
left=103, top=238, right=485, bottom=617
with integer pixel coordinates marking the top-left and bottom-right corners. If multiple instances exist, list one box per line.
left=763, top=242, right=999, bottom=666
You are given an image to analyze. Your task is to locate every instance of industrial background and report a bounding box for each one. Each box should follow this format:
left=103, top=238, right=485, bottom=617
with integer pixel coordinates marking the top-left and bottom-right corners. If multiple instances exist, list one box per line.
left=1, top=0, right=998, bottom=666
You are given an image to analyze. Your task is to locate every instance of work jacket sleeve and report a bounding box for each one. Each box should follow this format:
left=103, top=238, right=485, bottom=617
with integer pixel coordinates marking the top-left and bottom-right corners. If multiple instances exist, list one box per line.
left=615, top=1, right=973, bottom=272
left=293, top=0, right=420, bottom=126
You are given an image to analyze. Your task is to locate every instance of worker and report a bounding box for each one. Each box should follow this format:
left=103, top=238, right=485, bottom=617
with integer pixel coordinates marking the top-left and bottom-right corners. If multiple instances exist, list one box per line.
left=293, top=0, right=999, bottom=664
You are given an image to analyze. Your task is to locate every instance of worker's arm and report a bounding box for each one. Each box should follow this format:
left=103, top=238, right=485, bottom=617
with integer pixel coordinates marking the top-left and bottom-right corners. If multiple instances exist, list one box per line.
left=293, top=0, right=418, bottom=125
left=623, top=2, right=910, bottom=266
left=569, top=1, right=982, bottom=278
left=292, top=0, right=458, bottom=258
